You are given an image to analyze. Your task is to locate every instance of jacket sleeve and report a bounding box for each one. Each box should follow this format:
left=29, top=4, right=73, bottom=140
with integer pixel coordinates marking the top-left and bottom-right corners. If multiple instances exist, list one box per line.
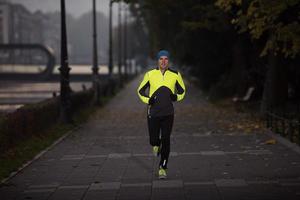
left=175, top=72, right=186, bottom=101
left=137, top=72, right=150, bottom=104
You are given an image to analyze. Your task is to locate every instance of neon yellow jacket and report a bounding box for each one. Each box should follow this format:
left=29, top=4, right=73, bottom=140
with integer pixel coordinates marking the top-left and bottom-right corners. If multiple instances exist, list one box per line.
left=137, top=67, right=186, bottom=116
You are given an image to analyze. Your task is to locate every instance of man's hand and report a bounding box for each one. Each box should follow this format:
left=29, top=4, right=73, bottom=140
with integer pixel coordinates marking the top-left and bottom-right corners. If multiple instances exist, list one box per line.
left=170, top=94, right=177, bottom=102
left=148, top=96, right=156, bottom=105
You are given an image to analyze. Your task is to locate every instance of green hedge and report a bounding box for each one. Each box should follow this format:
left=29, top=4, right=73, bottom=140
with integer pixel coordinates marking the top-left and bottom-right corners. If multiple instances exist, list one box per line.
left=0, top=89, right=95, bottom=153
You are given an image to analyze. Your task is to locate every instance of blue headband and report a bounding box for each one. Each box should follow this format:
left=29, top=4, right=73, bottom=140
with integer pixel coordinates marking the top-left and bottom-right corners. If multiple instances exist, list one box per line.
left=157, top=50, right=170, bottom=60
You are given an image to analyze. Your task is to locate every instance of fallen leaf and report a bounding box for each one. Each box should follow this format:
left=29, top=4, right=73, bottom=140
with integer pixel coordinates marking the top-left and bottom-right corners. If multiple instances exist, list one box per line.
left=254, top=125, right=260, bottom=129
left=265, top=139, right=277, bottom=145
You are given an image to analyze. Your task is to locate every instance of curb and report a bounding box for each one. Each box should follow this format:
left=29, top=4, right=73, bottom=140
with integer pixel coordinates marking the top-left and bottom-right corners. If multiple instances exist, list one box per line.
left=266, top=129, right=300, bottom=155
left=0, top=126, right=81, bottom=185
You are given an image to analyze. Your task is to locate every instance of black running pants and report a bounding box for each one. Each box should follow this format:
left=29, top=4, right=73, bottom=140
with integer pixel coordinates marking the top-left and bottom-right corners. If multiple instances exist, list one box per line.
left=147, top=114, right=174, bottom=169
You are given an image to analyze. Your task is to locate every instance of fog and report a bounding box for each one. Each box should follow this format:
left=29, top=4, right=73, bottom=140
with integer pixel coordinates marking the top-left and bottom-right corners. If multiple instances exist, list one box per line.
left=10, top=0, right=117, bottom=20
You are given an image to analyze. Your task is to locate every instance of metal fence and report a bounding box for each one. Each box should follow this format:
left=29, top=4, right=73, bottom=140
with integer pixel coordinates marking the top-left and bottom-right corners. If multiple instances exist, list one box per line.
left=266, top=108, right=300, bottom=144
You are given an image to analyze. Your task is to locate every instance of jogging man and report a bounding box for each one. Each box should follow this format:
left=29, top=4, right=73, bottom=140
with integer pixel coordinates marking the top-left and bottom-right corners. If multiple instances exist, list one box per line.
left=137, top=50, right=186, bottom=179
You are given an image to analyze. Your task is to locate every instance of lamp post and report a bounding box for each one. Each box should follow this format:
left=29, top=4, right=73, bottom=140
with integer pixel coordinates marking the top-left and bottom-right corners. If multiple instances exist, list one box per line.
left=108, top=0, right=113, bottom=76
left=128, top=14, right=133, bottom=75
left=118, top=1, right=122, bottom=78
left=123, top=4, right=128, bottom=77
left=92, top=0, right=100, bottom=105
left=59, top=0, right=72, bottom=123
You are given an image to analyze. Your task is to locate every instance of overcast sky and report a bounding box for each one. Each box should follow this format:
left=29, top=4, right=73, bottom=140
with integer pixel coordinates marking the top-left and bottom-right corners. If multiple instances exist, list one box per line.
left=10, top=0, right=118, bottom=19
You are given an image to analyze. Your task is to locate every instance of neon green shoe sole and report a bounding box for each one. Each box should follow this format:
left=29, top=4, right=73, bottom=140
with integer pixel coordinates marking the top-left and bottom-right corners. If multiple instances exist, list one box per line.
left=152, top=146, right=160, bottom=157
left=158, top=167, right=167, bottom=179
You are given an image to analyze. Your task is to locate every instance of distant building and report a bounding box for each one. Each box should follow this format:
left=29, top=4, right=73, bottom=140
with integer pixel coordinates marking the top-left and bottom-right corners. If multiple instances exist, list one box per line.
left=0, top=1, right=109, bottom=65
left=0, top=1, right=60, bottom=63
left=0, top=1, right=45, bottom=44
left=0, top=3, right=10, bottom=43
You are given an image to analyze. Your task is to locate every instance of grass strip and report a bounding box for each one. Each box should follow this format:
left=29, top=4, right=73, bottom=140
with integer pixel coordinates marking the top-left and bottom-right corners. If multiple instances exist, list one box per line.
left=0, top=105, right=97, bottom=182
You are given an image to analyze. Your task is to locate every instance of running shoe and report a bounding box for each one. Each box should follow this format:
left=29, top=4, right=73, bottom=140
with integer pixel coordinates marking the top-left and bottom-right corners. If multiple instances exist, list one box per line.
left=158, top=167, right=167, bottom=179
left=152, top=146, right=160, bottom=157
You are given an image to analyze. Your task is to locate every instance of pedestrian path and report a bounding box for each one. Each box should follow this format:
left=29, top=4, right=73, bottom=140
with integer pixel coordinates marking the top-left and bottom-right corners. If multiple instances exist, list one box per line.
left=1, top=76, right=300, bottom=200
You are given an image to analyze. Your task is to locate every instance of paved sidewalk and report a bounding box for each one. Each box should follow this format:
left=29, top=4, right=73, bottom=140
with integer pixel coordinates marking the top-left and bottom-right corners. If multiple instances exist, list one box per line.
left=1, top=76, right=300, bottom=200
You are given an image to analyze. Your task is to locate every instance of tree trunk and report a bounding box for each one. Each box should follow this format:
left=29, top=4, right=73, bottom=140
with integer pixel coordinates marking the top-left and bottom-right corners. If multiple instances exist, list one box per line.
left=229, top=35, right=248, bottom=96
left=260, top=53, right=288, bottom=114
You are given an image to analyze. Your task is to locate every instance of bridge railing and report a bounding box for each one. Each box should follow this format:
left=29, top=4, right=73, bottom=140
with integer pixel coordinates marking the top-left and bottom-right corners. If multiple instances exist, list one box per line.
left=0, top=44, right=56, bottom=78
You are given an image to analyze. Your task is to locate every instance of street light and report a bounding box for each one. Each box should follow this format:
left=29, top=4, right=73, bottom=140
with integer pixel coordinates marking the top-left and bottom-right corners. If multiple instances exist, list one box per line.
left=59, top=0, right=72, bottom=123
left=92, top=0, right=100, bottom=105
left=118, top=1, right=122, bottom=78
left=123, top=4, right=128, bottom=77
left=108, top=0, right=113, bottom=76
left=128, top=14, right=134, bottom=75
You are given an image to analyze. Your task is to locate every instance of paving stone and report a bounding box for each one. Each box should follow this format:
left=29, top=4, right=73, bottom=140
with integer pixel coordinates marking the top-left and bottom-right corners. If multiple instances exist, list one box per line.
left=59, top=185, right=89, bottom=189
left=218, top=184, right=299, bottom=200
left=122, top=157, right=153, bottom=183
left=16, top=190, right=53, bottom=200
left=152, top=180, right=183, bottom=188
left=215, top=179, right=247, bottom=187
left=28, top=183, right=60, bottom=189
left=24, top=188, right=56, bottom=193
left=201, top=151, right=225, bottom=156
left=0, top=186, right=19, bottom=200
left=48, top=188, right=87, bottom=200
left=122, top=183, right=151, bottom=187
left=89, top=182, right=121, bottom=190
left=84, top=155, right=107, bottom=159
left=83, top=190, right=117, bottom=200
left=93, top=158, right=128, bottom=182
left=108, top=153, right=131, bottom=158
left=184, top=181, right=214, bottom=186
left=118, top=186, right=151, bottom=200
left=151, top=188, right=185, bottom=200
left=184, top=185, right=220, bottom=200
left=63, top=179, right=94, bottom=186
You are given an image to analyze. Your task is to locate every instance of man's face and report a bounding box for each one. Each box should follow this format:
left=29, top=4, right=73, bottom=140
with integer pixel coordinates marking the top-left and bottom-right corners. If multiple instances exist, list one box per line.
left=158, top=56, right=169, bottom=70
